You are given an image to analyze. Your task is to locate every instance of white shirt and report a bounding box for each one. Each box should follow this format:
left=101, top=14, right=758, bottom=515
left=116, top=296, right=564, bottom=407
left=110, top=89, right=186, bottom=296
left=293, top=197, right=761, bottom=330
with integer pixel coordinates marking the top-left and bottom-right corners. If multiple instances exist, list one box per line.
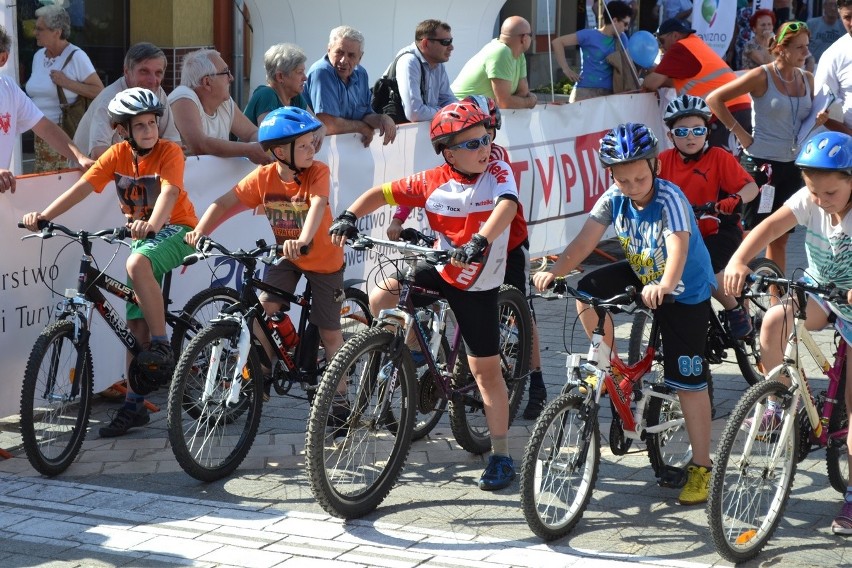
left=25, top=43, right=96, bottom=123
left=0, top=76, right=44, bottom=169
left=168, top=86, right=235, bottom=141
left=815, top=34, right=852, bottom=128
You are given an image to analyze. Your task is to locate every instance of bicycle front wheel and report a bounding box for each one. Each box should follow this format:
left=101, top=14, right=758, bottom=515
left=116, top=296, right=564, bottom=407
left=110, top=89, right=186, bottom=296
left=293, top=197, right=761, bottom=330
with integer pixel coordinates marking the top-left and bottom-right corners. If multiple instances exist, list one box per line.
left=171, top=286, right=240, bottom=357
left=20, top=320, right=94, bottom=476
left=708, top=379, right=798, bottom=563
left=449, top=284, right=532, bottom=454
left=644, top=387, right=692, bottom=475
left=167, top=321, right=264, bottom=482
left=519, top=393, right=600, bottom=540
left=306, top=327, right=416, bottom=519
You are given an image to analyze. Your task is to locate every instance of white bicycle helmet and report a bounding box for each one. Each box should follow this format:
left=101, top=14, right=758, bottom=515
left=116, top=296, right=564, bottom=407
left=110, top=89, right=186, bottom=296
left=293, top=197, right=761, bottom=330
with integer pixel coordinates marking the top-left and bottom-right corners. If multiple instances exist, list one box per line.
left=107, top=87, right=164, bottom=127
left=663, top=94, right=712, bottom=126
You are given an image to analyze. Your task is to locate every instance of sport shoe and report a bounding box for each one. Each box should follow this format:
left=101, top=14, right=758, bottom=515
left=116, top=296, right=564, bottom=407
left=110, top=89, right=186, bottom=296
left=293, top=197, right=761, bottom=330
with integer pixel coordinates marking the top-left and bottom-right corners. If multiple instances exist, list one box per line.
left=479, top=455, right=516, bottom=491
left=726, top=306, right=753, bottom=339
left=99, top=406, right=150, bottom=438
left=678, top=464, right=711, bottom=505
left=743, top=407, right=782, bottom=433
left=327, top=397, right=350, bottom=441
left=831, top=500, right=852, bottom=535
left=409, top=349, right=427, bottom=368
left=523, top=386, right=547, bottom=419
left=136, top=341, right=175, bottom=383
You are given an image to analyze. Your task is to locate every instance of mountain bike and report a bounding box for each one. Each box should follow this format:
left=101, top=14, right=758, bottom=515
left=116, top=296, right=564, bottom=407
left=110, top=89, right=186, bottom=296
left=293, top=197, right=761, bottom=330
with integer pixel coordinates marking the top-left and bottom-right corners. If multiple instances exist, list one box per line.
left=305, top=232, right=532, bottom=519
left=519, top=282, right=694, bottom=540
left=707, top=275, right=849, bottom=563
left=167, top=236, right=371, bottom=482
left=17, top=221, right=235, bottom=476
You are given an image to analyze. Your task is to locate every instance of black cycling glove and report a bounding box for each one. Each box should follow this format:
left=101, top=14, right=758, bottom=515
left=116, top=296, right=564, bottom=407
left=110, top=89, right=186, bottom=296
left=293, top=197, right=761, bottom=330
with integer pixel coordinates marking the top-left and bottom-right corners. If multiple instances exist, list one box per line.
left=451, top=233, right=489, bottom=264
left=329, top=210, right=358, bottom=239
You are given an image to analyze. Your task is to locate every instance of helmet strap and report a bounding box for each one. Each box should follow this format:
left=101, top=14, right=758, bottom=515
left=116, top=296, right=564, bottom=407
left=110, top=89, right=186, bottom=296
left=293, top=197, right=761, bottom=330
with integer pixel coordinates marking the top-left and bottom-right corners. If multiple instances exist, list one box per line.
left=272, top=145, right=303, bottom=185
left=121, top=122, right=156, bottom=157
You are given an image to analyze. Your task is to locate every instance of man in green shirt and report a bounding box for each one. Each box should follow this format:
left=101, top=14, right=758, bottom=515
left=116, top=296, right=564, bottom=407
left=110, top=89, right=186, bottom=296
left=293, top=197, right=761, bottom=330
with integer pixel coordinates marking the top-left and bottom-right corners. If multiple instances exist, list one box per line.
left=451, top=16, right=538, bottom=110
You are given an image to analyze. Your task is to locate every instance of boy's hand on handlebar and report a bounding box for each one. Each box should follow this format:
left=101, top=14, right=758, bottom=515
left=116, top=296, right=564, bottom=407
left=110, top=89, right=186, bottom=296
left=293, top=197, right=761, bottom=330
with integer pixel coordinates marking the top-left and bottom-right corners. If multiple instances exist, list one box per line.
left=280, top=239, right=309, bottom=259
left=21, top=212, right=46, bottom=232
left=128, top=220, right=155, bottom=240
left=329, top=210, right=358, bottom=245
left=532, top=271, right=555, bottom=292
left=723, top=261, right=751, bottom=298
left=641, top=283, right=672, bottom=310
left=184, top=229, right=205, bottom=249
left=450, top=233, right=488, bottom=266
left=716, top=194, right=742, bottom=215
left=386, top=218, right=404, bottom=241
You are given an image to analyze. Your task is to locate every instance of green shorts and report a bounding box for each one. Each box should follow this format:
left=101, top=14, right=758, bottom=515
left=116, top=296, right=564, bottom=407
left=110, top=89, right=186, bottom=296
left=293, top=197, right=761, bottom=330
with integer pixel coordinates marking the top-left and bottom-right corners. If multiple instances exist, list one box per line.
left=127, top=224, right=194, bottom=320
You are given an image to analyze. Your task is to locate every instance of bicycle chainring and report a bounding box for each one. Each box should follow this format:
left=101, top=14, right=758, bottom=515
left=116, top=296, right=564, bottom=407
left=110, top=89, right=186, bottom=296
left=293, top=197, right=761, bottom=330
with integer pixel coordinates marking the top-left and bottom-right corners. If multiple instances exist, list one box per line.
left=796, top=405, right=814, bottom=463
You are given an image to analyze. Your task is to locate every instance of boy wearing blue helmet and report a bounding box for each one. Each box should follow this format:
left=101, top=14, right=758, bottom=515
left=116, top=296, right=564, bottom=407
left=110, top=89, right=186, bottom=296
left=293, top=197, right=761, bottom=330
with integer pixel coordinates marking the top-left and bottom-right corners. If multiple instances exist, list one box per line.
left=724, top=131, right=852, bottom=535
left=186, top=106, right=345, bottom=380
left=533, top=122, right=717, bottom=505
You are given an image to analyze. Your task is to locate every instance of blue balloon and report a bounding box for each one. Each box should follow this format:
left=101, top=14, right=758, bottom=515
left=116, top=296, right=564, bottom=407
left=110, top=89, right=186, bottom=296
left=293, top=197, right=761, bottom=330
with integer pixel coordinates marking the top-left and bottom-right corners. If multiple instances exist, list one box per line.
left=628, top=31, right=659, bottom=69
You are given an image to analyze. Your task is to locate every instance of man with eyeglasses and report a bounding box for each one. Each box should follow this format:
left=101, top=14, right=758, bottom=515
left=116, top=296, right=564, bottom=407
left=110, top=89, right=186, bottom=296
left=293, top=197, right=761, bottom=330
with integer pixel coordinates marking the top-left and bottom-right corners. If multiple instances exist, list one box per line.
left=169, top=49, right=271, bottom=165
left=643, top=19, right=752, bottom=153
left=815, top=0, right=852, bottom=135
left=379, top=19, right=457, bottom=123
left=74, top=42, right=181, bottom=160
left=451, top=16, right=538, bottom=110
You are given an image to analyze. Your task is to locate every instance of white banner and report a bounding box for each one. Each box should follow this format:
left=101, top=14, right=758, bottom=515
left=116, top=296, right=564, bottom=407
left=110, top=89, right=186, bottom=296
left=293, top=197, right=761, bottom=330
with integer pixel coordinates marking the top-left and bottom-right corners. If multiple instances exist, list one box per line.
left=0, top=93, right=664, bottom=419
left=692, top=0, right=739, bottom=57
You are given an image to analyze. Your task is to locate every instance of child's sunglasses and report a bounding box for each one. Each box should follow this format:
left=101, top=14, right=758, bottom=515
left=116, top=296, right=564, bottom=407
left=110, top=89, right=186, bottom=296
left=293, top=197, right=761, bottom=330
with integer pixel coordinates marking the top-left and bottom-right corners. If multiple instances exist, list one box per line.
left=672, top=126, right=708, bottom=138
left=448, top=134, right=491, bottom=151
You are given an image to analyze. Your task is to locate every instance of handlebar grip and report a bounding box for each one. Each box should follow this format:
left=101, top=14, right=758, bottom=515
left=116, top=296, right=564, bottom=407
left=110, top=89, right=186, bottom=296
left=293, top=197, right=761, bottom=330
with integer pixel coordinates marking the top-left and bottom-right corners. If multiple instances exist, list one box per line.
left=182, top=254, right=199, bottom=266
left=18, top=220, right=50, bottom=230
left=299, top=245, right=309, bottom=255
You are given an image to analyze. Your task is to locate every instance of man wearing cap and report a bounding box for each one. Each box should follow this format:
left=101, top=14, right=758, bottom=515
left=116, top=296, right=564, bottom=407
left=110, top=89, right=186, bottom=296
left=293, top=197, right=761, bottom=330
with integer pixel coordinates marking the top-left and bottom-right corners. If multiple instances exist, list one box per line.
left=643, top=18, right=752, bottom=152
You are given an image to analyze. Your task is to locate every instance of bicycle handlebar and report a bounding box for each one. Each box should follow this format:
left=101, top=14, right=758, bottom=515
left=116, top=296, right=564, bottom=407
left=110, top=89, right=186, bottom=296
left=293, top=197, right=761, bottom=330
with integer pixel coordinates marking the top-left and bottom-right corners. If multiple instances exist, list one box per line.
left=692, top=202, right=717, bottom=215
left=184, top=236, right=308, bottom=267
left=18, top=220, right=135, bottom=243
left=748, top=273, right=849, bottom=304
left=348, top=233, right=451, bottom=265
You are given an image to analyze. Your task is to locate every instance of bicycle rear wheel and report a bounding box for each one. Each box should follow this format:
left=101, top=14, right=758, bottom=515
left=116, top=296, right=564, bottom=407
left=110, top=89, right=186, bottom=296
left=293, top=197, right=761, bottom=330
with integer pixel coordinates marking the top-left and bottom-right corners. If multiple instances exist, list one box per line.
left=708, top=379, right=798, bottom=563
left=167, top=321, right=264, bottom=481
left=339, top=287, right=372, bottom=339
left=171, top=286, right=240, bottom=358
left=306, top=327, right=416, bottom=519
left=20, top=320, right=94, bottom=476
left=827, top=361, right=849, bottom=493
left=519, top=393, right=599, bottom=540
left=449, top=285, right=532, bottom=454
left=644, top=386, right=692, bottom=475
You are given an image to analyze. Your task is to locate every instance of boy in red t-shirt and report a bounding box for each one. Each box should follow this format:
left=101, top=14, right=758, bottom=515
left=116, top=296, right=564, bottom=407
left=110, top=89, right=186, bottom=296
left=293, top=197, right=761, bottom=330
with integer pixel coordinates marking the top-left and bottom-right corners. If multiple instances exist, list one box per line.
left=23, top=88, right=198, bottom=437
left=185, top=106, right=344, bottom=389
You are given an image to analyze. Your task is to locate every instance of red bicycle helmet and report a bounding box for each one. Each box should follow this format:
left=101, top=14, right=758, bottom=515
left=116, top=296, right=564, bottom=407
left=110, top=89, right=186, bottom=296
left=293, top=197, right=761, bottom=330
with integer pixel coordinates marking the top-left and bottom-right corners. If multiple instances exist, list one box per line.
left=430, top=102, right=490, bottom=154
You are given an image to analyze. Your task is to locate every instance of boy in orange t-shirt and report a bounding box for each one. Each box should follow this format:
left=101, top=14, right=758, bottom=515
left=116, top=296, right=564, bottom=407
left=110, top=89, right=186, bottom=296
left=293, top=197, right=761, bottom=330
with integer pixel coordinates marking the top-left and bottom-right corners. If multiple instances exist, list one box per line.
left=186, top=107, right=344, bottom=379
left=23, top=88, right=198, bottom=437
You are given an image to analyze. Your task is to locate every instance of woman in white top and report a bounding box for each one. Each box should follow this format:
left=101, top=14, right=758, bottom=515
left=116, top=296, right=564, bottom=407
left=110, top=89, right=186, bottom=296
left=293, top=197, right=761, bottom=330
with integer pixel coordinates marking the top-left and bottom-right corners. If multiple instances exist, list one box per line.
left=24, top=4, right=103, bottom=172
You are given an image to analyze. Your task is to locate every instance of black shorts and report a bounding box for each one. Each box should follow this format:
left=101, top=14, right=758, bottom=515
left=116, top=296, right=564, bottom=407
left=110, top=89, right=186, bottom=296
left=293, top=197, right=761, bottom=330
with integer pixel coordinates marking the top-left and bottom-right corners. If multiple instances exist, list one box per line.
left=401, top=262, right=500, bottom=357
left=739, top=155, right=802, bottom=231
left=577, top=261, right=711, bottom=390
left=704, top=223, right=743, bottom=274
left=504, top=241, right=530, bottom=296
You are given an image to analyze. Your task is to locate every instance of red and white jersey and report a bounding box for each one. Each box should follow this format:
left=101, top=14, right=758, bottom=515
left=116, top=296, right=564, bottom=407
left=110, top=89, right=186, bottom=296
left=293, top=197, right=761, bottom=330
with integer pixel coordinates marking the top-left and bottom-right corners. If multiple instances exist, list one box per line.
left=382, top=161, right=518, bottom=291
left=491, top=143, right=529, bottom=250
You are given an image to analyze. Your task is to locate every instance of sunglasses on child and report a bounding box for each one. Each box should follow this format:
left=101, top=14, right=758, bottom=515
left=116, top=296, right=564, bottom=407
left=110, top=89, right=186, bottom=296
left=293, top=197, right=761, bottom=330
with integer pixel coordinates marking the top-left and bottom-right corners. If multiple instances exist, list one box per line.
left=672, top=126, right=708, bottom=138
left=776, top=21, right=807, bottom=44
left=448, top=134, right=491, bottom=151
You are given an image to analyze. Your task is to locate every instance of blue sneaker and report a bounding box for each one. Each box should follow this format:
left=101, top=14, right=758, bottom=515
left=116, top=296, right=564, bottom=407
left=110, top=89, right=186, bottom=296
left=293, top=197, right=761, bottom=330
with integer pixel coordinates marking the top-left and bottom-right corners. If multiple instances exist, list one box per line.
left=479, top=455, right=516, bottom=491
left=726, top=306, right=753, bottom=339
left=409, top=349, right=427, bottom=367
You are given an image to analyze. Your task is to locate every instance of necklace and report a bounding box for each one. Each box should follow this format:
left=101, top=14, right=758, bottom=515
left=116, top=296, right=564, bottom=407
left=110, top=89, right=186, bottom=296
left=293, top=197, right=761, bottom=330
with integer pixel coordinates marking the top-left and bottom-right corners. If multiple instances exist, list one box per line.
left=773, top=63, right=801, bottom=155
left=773, top=62, right=796, bottom=84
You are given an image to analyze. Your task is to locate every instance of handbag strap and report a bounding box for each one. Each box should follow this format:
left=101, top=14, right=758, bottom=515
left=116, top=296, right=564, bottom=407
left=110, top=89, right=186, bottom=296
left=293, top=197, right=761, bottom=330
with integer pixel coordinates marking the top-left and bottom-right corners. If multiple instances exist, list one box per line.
left=55, top=48, right=79, bottom=107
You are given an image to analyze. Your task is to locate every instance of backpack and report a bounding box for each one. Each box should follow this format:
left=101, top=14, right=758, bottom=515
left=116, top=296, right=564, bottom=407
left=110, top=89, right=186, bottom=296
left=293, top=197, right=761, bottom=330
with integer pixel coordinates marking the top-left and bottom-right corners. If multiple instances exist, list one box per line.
left=370, top=51, right=427, bottom=124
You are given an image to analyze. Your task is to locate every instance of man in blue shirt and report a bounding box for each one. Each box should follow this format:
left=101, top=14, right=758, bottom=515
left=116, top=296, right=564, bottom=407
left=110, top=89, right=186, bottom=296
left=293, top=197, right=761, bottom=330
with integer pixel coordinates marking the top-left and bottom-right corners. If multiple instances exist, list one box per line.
left=305, top=26, right=396, bottom=147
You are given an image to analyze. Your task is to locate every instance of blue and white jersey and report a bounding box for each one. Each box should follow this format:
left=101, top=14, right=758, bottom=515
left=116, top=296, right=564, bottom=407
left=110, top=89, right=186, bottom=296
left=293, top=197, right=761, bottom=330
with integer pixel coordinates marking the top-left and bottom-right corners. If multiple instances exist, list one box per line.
left=589, top=178, right=715, bottom=304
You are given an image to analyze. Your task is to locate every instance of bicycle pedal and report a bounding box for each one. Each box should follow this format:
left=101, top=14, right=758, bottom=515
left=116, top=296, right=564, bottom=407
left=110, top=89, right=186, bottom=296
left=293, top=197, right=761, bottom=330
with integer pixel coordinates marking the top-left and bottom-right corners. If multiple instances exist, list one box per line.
left=657, top=465, right=688, bottom=488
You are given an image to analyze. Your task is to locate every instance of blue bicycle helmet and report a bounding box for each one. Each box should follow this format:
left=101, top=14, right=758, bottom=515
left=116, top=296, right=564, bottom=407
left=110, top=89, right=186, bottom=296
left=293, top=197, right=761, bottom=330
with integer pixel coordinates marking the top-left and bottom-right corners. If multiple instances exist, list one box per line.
left=795, top=131, right=852, bottom=175
left=599, top=123, right=659, bottom=167
left=258, top=106, right=322, bottom=150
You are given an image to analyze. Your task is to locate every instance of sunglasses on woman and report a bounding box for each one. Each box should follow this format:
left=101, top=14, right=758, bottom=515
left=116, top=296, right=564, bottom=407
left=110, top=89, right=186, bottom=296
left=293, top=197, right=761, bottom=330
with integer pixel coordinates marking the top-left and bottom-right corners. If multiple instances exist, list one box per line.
left=776, top=21, right=807, bottom=45
left=672, top=126, right=708, bottom=138
left=448, top=134, right=491, bottom=151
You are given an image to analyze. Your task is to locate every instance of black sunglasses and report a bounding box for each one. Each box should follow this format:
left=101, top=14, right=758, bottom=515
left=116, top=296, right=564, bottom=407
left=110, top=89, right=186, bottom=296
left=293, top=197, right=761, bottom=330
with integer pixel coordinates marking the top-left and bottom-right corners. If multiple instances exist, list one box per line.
left=427, top=37, right=453, bottom=46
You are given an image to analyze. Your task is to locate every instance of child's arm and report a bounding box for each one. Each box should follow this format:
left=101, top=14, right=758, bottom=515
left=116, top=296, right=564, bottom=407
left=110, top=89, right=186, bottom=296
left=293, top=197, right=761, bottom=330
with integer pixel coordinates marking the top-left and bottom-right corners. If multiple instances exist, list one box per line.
left=449, top=198, right=518, bottom=267
left=329, top=186, right=388, bottom=246
left=281, top=194, right=327, bottom=258
left=184, top=190, right=248, bottom=248
left=531, top=217, right=607, bottom=291
left=129, top=182, right=178, bottom=239
left=724, top=205, right=798, bottom=297
left=643, top=231, right=688, bottom=309
left=21, top=178, right=96, bottom=231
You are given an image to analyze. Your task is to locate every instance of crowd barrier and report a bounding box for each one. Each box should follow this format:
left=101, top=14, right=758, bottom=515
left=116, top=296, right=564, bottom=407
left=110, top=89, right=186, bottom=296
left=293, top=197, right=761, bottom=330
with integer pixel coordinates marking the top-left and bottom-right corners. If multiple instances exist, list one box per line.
left=0, top=92, right=663, bottom=417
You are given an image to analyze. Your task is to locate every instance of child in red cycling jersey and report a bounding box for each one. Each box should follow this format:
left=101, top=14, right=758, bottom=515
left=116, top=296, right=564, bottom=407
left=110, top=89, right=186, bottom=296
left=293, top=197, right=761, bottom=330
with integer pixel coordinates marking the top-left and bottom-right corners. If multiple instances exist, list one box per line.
left=330, top=101, right=520, bottom=491
left=659, top=95, right=759, bottom=338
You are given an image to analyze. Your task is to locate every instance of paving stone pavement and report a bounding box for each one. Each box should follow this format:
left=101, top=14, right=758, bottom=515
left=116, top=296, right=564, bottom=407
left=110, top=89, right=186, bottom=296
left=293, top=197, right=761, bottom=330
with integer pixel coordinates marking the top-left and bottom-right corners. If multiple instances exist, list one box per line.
left=0, top=230, right=849, bottom=567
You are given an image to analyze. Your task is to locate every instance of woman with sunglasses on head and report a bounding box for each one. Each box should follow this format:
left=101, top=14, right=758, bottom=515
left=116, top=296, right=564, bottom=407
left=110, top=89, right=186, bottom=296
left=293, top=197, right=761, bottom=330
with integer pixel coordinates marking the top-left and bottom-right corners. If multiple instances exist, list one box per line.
left=659, top=95, right=760, bottom=338
left=329, top=101, right=520, bottom=492
left=707, top=20, right=824, bottom=276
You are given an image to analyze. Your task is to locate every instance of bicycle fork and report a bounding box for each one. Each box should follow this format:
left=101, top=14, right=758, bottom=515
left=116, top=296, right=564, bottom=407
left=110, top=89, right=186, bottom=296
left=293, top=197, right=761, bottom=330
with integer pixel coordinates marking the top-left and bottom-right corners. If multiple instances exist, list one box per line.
left=204, top=317, right=251, bottom=406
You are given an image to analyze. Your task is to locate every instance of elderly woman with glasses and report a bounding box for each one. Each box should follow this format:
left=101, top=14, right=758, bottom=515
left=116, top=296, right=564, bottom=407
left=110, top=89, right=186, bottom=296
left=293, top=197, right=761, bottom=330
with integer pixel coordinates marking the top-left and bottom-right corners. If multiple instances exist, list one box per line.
left=707, top=21, right=827, bottom=276
left=24, top=3, right=103, bottom=172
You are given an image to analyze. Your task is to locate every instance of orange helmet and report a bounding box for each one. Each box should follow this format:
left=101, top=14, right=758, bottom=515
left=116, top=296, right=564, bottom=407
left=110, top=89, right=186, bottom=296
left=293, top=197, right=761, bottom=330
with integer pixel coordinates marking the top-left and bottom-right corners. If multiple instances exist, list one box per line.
left=429, top=102, right=490, bottom=154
